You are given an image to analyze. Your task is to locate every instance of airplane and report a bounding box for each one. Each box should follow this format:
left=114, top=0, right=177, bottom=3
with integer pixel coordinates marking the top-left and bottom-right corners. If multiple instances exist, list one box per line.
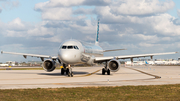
left=1, top=19, right=178, bottom=77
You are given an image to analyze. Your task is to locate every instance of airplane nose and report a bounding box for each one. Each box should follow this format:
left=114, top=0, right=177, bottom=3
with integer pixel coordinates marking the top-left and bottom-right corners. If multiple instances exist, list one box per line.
left=59, top=50, right=79, bottom=64
left=61, top=53, right=70, bottom=63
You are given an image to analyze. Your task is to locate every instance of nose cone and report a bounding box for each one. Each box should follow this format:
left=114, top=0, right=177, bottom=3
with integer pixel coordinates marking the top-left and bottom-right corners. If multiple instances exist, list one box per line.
left=59, top=50, right=80, bottom=64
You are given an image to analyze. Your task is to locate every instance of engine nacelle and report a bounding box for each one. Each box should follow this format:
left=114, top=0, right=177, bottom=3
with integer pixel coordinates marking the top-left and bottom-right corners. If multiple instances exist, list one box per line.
left=43, top=59, right=56, bottom=72
left=107, top=59, right=120, bottom=72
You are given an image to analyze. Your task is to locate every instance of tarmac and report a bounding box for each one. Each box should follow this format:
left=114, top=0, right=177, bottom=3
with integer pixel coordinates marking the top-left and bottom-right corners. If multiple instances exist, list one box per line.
left=0, top=65, right=180, bottom=89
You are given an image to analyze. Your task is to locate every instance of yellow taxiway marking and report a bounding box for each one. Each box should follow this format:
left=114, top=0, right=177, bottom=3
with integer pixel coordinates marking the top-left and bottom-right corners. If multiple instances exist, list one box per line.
left=75, top=69, right=101, bottom=77
left=126, top=67, right=161, bottom=79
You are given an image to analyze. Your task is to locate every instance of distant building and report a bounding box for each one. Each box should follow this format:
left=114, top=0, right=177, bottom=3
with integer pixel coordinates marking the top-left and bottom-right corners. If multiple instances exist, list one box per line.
left=126, top=58, right=180, bottom=66
left=0, top=64, right=9, bottom=66
left=5, top=61, right=18, bottom=66
left=28, top=61, right=43, bottom=66
left=178, top=58, right=180, bottom=61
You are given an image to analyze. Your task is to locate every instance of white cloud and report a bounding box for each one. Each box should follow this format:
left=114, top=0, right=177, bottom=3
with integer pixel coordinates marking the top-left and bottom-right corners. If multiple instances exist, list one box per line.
left=2, top=18, right=55, bottom=37
left=1, top=0, right=19, bottom=10
left=34, top=1, right=49, bottom=11
left=41, top=7, right=73, bottom=20
left=110, top=0, right=175, bottom=16
left=34, top=0, right=110, bottom=9
left=8, top=18, right=25, bottom=30
left=73, top=8, right=94, bottom=15
left=178, top=9, right=180, bottom=17
left=0, top=7, right=2, bottom=13
left=27, top=25, right=55, bottom=36
left=48, top=0, right=85, bottom=7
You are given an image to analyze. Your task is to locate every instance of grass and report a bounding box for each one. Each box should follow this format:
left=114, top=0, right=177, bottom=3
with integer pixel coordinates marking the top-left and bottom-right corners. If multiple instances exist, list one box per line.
left=1, top=85, right=180, bottom=101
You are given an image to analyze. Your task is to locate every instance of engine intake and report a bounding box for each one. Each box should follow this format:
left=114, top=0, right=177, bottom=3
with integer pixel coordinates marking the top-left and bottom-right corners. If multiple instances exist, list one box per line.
left=108, top=59, right=120, bottom=72
left=43, top=59, right=56, bottom=72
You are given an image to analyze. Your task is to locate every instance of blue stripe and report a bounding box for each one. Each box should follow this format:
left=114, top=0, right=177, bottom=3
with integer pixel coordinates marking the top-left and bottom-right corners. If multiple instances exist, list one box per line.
left=96, top=19, right=100, bottom=42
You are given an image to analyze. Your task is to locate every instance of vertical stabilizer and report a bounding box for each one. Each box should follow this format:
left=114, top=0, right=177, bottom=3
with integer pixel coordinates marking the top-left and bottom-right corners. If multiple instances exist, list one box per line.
left=95, top=19, right=100, bottom=45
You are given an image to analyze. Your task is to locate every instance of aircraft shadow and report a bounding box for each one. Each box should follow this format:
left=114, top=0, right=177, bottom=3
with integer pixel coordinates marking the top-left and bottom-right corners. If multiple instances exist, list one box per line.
left=95, top=73, right=113, bottom=76
left=38, top=71, right=89, bottom=76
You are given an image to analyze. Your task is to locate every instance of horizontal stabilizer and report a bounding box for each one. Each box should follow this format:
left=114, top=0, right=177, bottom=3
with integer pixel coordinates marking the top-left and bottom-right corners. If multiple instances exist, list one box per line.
left=103, top=49, right=127, bottom=52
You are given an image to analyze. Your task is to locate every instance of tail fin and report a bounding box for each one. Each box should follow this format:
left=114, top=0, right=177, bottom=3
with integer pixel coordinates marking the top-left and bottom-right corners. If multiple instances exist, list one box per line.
left=95, top=19, right=100, bottom=45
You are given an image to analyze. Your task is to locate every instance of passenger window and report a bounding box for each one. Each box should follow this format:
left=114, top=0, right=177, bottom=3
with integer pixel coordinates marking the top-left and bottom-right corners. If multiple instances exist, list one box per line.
left=62, top=46, right=67, bottom=49
left=68, top=46, right=73, bottom=49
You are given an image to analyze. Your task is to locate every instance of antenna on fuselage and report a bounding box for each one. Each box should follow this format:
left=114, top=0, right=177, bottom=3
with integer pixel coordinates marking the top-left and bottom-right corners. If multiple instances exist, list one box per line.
left=95, top=19, right=100, bottom=45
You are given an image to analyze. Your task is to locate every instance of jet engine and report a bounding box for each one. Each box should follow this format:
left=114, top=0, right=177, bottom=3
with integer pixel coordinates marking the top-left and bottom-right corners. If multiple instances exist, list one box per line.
left=107, top=59, right=120, bottom=72
left=43, top=59, right=56, bottom=72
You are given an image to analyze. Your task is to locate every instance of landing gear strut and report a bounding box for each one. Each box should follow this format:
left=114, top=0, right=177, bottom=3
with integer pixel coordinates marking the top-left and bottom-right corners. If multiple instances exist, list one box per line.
left=67, top=64, right=73, bottom=77
left=61, top=64, right=73, bottom=77
left=102, top=62, right=110, bottom=75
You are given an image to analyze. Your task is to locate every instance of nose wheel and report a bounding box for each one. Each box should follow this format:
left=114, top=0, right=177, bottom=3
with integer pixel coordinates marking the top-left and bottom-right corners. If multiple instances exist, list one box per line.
left=61, top=64, right=73, bottom=77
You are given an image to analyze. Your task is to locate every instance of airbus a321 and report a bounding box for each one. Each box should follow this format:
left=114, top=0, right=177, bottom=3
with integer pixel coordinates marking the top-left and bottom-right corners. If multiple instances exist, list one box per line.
left=1, top=20, right=178, bottom=77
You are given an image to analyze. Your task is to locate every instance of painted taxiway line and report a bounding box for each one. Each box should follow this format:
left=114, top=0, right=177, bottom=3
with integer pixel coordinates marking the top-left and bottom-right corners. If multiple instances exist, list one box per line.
left=125, top=66, right=161, bottom=79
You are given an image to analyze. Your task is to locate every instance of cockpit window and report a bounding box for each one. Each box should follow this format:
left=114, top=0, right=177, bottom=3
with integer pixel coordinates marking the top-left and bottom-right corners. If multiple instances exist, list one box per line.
left=62, top=46, right=67, bottom=49
left=67, top=46, right=73, bottom=49
left=61, top=45, right=79, bottom=50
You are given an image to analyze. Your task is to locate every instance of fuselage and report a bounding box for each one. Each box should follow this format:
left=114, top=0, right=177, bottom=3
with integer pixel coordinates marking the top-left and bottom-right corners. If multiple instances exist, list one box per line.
left=58, top=39, right=103, bottom=65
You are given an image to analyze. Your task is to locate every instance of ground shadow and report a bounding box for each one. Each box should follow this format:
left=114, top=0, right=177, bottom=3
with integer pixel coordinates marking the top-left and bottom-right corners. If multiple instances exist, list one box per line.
left=38, top=71, right=89, bottom=76
left=95, top=73, right=113, bottom=76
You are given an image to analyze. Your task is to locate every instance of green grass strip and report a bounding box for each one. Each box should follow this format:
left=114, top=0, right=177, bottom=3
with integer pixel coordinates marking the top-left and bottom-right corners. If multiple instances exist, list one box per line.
left=1, top=84, right=180, bottom=101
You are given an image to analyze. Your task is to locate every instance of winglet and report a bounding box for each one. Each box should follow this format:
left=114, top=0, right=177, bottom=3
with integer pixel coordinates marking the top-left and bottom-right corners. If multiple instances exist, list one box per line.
left=1, top=50, right=3, bottom=54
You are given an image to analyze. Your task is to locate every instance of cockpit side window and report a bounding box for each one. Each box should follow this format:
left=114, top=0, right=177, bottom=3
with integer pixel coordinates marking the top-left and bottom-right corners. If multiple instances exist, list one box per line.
left=75, top=46, right=79, bottom=49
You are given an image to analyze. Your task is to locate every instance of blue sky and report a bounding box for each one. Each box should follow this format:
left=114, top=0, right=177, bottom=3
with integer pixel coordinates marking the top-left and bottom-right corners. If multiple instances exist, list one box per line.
left=167, top=0, right=180, bottom=17
left=0, top=0, right=180, bottom=62
left=0, top=0, right=48, bottom=23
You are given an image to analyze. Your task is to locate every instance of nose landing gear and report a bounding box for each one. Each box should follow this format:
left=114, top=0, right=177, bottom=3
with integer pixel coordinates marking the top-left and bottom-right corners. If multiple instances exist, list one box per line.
left=61, top=64, right=73, bottom=77
left=67, top=64, right=73, bottom=77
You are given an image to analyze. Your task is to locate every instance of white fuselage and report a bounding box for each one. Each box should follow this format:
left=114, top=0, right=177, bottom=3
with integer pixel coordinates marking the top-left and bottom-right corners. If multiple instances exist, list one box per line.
left=58, top=39, right=103, bottom=65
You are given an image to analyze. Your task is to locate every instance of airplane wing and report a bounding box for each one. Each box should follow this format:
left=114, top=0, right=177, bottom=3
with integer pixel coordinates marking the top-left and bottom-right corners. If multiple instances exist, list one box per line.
left=1, top=51, right=57, bottom=61
left=103, top=49, right=126, bottom=52
left=94, top=52, right=178, bottom=62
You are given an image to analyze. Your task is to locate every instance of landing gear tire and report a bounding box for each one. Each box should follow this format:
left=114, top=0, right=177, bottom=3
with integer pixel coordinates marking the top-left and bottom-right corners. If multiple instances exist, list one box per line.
left=71, top=72, right=73, bottom=77
left=102, top=68, right=111, bottom=75
left=61, top=68, right=64, bottom=75
left=66, top=68, right=69, bottom=75
left=102, top=68, right=105, bottom=75
left=68, top=72, right=73, bottom=77
left=107, top=69, right=110, bottom=75
left=68, top=72, right=71, bottom=77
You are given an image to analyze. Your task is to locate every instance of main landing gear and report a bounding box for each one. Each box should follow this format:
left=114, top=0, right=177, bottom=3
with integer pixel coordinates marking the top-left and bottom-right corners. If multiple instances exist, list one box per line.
left=61, top=64, right=73, bottom=77
left=102, top=62, right=110, bottom=75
